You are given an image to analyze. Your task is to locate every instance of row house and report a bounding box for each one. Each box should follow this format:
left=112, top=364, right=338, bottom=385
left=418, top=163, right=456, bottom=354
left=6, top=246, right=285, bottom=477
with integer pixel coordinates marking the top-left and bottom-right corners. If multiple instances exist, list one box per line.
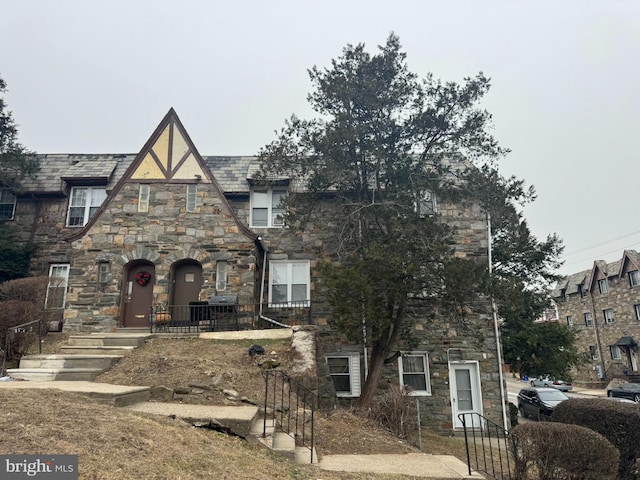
left=553, top=250, right=640, bottom=386
left=0, top=109, right=504, bottom=432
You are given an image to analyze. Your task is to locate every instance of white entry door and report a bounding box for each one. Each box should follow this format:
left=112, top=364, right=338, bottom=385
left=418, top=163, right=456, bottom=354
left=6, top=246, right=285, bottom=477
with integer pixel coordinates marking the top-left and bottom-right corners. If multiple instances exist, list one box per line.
left=450, top=361, right=483, bottom=429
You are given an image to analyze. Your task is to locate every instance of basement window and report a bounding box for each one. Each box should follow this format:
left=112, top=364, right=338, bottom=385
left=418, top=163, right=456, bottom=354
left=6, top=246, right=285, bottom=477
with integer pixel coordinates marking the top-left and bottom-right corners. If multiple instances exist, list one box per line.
left=326, top=354, right=361, bottom=398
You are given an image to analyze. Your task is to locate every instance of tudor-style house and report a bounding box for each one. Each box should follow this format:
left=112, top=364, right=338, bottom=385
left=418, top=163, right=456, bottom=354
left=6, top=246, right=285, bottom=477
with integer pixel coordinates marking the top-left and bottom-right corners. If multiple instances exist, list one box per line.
left=1, top=109, right=505, bottom=432
left=553, top=250, right=640, bottom=386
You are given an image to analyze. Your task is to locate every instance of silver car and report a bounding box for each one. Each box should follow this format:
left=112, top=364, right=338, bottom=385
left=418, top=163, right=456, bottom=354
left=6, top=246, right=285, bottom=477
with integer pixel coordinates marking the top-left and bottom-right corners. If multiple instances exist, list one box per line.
left=530, top=376, right=573, bottom=392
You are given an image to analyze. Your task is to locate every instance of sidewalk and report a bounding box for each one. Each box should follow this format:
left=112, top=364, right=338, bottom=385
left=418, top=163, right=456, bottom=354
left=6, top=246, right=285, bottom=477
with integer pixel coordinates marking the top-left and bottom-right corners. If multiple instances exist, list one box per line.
left=0, top=380, right=483, bottom=478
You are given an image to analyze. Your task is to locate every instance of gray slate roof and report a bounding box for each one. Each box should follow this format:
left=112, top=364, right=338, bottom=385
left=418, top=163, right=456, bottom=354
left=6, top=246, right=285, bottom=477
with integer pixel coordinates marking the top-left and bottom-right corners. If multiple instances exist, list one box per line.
left=553, top=253, right=637, bottom=297
left=17, top=154, right=257, bottom=195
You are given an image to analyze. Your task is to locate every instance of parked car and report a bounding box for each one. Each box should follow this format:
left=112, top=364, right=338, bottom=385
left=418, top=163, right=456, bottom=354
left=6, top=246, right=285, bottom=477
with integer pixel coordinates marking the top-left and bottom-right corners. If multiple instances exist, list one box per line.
left=529, top=376, right=573, bottom=392
left=606, top=383, right=640, bottom=403
left=518, top=387, right=569, bottom=420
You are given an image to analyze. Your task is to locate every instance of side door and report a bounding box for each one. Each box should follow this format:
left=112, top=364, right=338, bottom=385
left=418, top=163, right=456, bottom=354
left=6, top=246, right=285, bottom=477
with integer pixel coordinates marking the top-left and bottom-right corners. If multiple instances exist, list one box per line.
left=450, top=361, right=483, bottom=429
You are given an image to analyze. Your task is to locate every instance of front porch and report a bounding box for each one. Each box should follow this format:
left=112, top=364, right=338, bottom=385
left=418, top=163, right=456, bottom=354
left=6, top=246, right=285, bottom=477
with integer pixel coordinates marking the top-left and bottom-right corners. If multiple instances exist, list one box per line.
left=149, top=300, right=312, bottom=334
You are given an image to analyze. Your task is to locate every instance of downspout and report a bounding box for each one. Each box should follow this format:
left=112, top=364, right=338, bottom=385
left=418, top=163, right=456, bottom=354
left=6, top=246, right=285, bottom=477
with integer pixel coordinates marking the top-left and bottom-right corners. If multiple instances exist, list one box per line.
left=487, top=213, right=509, bottom=432
left=258, top=236, right=267, bottom=319
left=589, top=293, right=606, bottom=382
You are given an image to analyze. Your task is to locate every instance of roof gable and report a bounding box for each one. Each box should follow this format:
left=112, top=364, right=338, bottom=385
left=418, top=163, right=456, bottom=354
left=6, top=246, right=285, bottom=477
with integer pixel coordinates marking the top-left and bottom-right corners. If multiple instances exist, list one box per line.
left=128, top=109, right=212, bottom=183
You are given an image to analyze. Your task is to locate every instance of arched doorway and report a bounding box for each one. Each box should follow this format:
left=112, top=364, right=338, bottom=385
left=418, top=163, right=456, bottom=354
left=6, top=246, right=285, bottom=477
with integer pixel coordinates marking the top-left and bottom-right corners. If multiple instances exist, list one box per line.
left=170, top=260, right=204, bottom=306
left=121, top=261, right=155, bottom=328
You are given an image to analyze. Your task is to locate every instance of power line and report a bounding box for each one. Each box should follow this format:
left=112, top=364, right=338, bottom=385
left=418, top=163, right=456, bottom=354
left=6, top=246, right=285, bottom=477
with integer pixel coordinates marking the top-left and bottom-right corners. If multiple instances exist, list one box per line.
left=562, top=229, right=640, bottom=258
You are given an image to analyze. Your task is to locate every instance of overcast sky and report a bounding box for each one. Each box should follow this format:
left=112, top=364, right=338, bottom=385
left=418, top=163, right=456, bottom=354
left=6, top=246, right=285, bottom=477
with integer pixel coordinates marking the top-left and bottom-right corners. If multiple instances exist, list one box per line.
left=2, top=1, right=638, bottom=276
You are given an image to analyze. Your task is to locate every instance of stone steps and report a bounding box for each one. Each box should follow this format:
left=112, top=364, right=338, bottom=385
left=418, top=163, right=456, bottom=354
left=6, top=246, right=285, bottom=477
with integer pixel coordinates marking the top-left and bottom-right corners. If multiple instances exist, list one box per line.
left=7, top=333, right=152, bottom=382
left=250, top=417, right=317, bottom=464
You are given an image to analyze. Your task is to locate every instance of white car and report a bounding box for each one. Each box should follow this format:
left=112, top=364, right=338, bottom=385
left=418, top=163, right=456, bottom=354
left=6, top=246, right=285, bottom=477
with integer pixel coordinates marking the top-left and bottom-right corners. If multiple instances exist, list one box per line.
left=530, top=376, right=573, bottom=392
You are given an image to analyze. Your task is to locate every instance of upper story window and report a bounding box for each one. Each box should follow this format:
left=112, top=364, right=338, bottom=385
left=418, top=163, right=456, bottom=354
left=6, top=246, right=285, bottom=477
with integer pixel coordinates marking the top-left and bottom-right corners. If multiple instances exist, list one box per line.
left=186, top=184, right=197, bottom=213
left=269, top=260, right=310, bottom=306
left=603, top=308, right=615, bottom=325
left=251, top=188, right=286, bottom=227
left=67, top=187, right=107, bottom=227
left=326, top=354, right=361, bottom=398
left=138, top=184, right=150, bottom=213
left=630, top=271, right=640, bottom=288
left=598, top=279, right=609, bottom=294
left=566, top=316, right=573, bottom=328
left=579, top=285, right=588, bottom=298
left=416, top=191, right=437, bottom=217
left=635, top=304, right=640, bottom=321
left=398, top=352, right=431, bottom=395
left=45, top=264, right=69, bottom=309
left=584, top=312, right=593, bottom=327
left=0, top=188, right=17, bottom=220
left=589, top=345, right=598, bottom=360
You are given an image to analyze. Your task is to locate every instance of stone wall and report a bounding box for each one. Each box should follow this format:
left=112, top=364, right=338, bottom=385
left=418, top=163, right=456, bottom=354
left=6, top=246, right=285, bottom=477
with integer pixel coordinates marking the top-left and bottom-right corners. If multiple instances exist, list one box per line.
left=64, top=181, right=257, bottom=331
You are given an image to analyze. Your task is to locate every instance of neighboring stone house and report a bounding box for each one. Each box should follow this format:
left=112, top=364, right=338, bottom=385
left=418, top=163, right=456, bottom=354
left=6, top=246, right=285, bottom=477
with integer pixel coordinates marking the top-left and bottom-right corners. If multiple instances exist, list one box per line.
left=553, top=250, right=640, bottom=386
left=1, top=108, right=504, bottom=433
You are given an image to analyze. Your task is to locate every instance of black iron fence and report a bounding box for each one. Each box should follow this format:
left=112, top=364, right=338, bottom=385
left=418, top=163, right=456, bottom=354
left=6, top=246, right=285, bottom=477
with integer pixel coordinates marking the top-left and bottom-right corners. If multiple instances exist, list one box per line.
left=149, top=301, right=312, bottom=333
left=261, top=370, right=316, bottom=464
left=459, top=412, right=516, bottom=480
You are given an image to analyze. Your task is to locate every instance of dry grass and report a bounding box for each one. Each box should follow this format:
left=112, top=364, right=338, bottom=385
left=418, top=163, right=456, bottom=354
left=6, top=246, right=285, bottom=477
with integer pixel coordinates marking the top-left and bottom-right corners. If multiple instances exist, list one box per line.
left=1, top=333, right=472, bottom=479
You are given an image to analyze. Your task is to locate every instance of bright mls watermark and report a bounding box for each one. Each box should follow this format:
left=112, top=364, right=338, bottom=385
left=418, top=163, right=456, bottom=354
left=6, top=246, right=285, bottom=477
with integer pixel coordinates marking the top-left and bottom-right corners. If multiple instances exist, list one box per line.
left=1, top=455, right=77, bottom=479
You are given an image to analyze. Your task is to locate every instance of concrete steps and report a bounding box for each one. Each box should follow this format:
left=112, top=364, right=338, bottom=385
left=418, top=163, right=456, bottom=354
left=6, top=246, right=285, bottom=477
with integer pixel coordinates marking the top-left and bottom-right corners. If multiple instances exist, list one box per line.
left=7, top=333, right=152, bottom=381
left=250, top=417, right=317, bottom=464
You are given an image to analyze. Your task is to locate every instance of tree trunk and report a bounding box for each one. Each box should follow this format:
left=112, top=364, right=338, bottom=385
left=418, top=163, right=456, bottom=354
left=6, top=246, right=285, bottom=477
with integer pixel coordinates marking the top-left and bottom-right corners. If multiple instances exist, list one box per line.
left=356, top=344, right=388, bottom=410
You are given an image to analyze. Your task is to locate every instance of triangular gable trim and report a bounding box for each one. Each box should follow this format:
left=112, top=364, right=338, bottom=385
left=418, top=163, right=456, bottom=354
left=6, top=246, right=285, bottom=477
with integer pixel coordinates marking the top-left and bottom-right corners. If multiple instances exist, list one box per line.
left=67, top=108, right=257, bottom=242
left=618, top=250, right=640, bottom=279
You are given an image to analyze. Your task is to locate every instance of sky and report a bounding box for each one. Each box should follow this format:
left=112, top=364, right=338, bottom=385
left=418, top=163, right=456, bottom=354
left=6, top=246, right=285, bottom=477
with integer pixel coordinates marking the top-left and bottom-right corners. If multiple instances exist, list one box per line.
left=1, top=0, right=639, bottom=276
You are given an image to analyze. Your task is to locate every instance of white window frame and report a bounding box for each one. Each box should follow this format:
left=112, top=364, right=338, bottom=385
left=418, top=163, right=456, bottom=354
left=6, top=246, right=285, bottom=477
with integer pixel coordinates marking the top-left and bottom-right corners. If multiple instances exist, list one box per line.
left=0, top=188, right=17, bottom=220
left=250, top=187, right=286, bottom=228
left=603, top=308, right=615, bottom=325
left=635, top=304, right=640, bottom=321
left=216, top=261, right=227, bottom=292
left=186, top=184, right=197, bottom=213
left=584, top=312, right=593, bottom=327
left=398, top=352, right=432, bottom=396
left=566, top=316, right=573, bottom=328
left=416, top=190, right=437, bottom=217
left=45, top=264, right=69, bottom=309
left=325, top=353, right=361, bottom=398
left=138, top=184, right=150, bottom=212
left=610, top=345, right=622, bottom=361
left=630, top=271, right=640, bottom=287
left=580, top=285, right=588, bottom=298
left=589, top=345, right=598, bottom=360
left=67, top=186, right=107, bottom=227
left=269, top=260, right=310, bottom=306
left=598, top=279, right=609, bottom=294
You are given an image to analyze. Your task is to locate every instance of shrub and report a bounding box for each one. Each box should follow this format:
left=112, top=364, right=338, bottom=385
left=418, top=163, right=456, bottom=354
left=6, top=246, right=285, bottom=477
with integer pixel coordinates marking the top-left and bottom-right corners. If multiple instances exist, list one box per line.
left=552, top=397, right=640, bottom=480
left=508, top=401, right=519, bottom=428
left=370, top=384, right=417, bottom=439
left=0, top=277, right=53, bottom=368
left=511, top=422, right=619, bottom=480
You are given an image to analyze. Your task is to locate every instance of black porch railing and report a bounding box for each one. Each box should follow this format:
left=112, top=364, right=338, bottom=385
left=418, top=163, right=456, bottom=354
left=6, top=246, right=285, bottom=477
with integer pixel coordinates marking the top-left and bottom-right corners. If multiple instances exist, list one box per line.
left=459, top=412, right=516, bottom=480
left=262, top=370, right=316, bottom=464
left=149, top=301, right=312, bottom=333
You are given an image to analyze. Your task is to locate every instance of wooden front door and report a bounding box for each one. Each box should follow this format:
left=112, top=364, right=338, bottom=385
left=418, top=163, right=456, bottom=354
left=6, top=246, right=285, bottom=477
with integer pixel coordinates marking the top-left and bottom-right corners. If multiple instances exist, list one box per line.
left=122, top=263, right=155, bottom=328
left=171, top=261, right=203, bottom=306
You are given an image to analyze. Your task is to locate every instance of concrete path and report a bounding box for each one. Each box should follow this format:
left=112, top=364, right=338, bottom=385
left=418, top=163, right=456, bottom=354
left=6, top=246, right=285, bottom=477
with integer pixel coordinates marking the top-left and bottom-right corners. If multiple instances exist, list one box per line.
left=319, top=453, right=483, bottom=479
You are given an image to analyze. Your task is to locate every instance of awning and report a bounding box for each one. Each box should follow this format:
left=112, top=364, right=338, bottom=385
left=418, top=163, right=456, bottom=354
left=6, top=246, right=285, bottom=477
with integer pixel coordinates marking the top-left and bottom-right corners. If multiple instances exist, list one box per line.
left=615, top=336, right=637, bottom=347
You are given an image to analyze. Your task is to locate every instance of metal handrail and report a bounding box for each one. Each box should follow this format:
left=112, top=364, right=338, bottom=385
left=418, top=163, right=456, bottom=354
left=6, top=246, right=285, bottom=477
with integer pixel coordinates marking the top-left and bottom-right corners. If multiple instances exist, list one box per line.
left=1, top=319, right=43, bottom=377
left=459, top=412, right=516, bottom=480
left=262, top=370, right=316, bottom=464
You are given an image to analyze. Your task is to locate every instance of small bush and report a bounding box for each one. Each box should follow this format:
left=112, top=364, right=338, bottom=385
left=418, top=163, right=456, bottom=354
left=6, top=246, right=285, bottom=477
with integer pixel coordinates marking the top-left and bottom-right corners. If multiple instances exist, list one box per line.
left=511, top=422, right=619, bottom=480
left=552, top=397, right=640, bottom=480
left=508, top=401, right=519, bottom=428
left=370, top=384, right=417, bottom=439
left=0, top=277, right=53, bottom=367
